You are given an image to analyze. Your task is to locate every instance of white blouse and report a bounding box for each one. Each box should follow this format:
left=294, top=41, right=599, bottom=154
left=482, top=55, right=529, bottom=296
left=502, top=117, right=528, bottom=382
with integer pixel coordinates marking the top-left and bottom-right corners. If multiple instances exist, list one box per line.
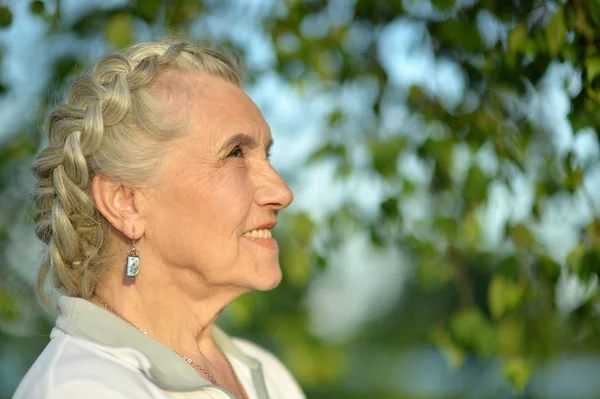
left=13, top=296, right=306, bottom=399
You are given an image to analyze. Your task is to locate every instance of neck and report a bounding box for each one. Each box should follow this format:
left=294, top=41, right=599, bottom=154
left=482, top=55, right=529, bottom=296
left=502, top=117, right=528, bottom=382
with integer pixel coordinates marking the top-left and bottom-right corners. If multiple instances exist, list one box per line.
left=92, top=267, right=248, bottom=361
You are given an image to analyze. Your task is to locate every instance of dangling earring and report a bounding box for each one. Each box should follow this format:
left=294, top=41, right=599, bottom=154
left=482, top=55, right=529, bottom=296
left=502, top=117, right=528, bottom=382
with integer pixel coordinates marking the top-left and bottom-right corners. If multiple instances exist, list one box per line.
left=126, top=226, right=140, bottom=278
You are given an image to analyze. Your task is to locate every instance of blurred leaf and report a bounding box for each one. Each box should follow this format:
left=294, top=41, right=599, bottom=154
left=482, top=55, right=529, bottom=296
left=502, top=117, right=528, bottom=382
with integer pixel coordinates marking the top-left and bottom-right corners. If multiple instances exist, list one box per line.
left=430, top=18, right=481, bottom=53
left=105, top=12, right=133, bottom=49
left=227, top=295, right=255, bottom=327
left=52, top=56, right=81, bottom=84
left=135, top=0, right=162, bottom=23
left=488, top=275, right=524, bottom=319
left=504, top=357, right=531, bottom=393
left=497, top=317, right=524, bottom=356
left=165, top=0, right=203, bottom=28
left=280, top=235, right=313, bottom=288
left=561, top=167, right=583, bottom=193
left=0, top=6, right=13, bottom=27
left=354, top=0, right=403, bottom=24
left=508, top=223, right=537, bottom=249
left=567, top=243, right=586, bottom=273
left=418, top=257, right=455, bottom=289
left=463, top=164, right=492, bottom=207
left=436, top=216, right=458, bottom=237
left=508, top=23, right=535, bottom=62
left=432, top=0, right=455, bottom=10
left=432, top=327, right=466, bottom=369
left=458, top=211, right=480, bottom=248
left=546, top=7, right=566, bottom=57
left=291, top=212, right=315, bottom=245
left=585, top=57, right=600, bottom=101
left=30, top=0, right=44, bottom=15
left=285, top=340, right=346, bottom=385
left=380, top=197, right=399, bottom=219
left=450, top=308, right=496, bottom=356
left=577, top=248, right=600, bottom=281
left=308, top=143, right=346, bottom=164
left=370, top=137, right=405, bottom=178
left=0, top=288, right=18, bottom=321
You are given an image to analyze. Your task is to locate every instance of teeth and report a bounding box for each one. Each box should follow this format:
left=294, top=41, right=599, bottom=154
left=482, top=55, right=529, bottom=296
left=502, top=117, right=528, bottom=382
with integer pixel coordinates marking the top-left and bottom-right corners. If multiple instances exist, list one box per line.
left=243, top=229, right=272, bottom=238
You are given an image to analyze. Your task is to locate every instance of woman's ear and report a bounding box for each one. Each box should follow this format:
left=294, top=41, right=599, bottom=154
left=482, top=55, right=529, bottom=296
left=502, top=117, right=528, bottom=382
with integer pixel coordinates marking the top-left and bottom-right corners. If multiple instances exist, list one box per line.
left=91, top=174, right=146, bottom=239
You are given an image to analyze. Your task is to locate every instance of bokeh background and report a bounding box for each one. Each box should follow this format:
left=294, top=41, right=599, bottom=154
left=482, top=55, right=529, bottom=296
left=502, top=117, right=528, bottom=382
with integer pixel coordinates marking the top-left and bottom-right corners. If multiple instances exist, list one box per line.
left=1, top=0, right=600, bottom=398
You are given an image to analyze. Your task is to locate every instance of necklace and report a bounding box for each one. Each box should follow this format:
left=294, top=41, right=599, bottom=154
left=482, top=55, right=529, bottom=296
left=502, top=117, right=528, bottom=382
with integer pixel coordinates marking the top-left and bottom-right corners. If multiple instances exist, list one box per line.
left=93, top=295, right=220, bottom=385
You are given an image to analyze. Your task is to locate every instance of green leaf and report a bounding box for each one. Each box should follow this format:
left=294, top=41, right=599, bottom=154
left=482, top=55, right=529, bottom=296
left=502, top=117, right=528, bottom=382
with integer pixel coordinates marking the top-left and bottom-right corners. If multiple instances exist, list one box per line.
left=504, top=357, right=531, bottom=393
left=307, top=143, right=346, bottom=164
left=546, top=7, right=566, bottom=57
left=585, top=57, right=600, bottom=100
left=488, top=275, right=524, bottom=319
left=508, top=223, right=537, bottom=249
left=458, top=211, right=480, bottom=248
left=430, top=18, right=481, bottom=53
left=291, top=212, right=315, bottom=246
left=370, top=137, right=405, bottom=178
left=0, top=289, right=18, bottom=321
left=561, top=167, right=583, bottom=192
left=30, top=0, right=44, bottom=15
left=165, top=0, right=203, bottom=29
left=432, top=327, right=466, bottom=369
left=507, top=23, right=535, bottom=64
left=281, top=242, right=312, bottom=287
left=0, top=6, right=13, bottom=28
left=432, top=0, right=455, bottom=10
left=497, top=317, right=524, bottom=356
left=105, top=12, right=133, bottom=49
left=450, top=308, right=496, bottom=356
left=577, top=248, right=600, bottom=281
left=508, top=24, right=528, bottom=54
left=418, top=258, right=455, bottom=289
left=463, top=164, right=492, bottom=207
left=135, top=0, right=161, bottom=23
left=227, top=295, right=255, bottom=327
left=380, top=197, right=399, bottom=219
left=567, top=243, right=586, bottom=272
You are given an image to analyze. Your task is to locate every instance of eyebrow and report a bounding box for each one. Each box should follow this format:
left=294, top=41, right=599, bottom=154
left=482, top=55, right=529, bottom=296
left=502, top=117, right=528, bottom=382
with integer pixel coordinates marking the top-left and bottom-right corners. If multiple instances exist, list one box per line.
left=222, top=133, right=273, bottom=153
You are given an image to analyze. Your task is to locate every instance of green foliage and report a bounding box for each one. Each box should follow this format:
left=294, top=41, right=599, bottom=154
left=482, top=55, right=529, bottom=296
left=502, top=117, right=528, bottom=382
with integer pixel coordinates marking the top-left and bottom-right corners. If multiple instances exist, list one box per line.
left=546, top=7, right=566, bottom=57
left=504, top=357, right=531, bottom=393
left=29, top=1, right=44, bottom=15
left=105, top=12, right=134, bottom=49
left=0, top=6, right=12, bottom=28
left=488, top=275, right=524, bottom=320
left=370, top=137, right=405, bottom=178
left=450, top=308, right=497, bottom=356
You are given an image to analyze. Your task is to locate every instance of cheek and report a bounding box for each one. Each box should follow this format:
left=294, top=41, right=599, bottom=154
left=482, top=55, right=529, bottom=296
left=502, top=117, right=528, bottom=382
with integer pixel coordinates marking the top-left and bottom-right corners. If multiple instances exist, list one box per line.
left=149, top=168, right=254, bottom=266
left=207, top=168, right=254, bottom=221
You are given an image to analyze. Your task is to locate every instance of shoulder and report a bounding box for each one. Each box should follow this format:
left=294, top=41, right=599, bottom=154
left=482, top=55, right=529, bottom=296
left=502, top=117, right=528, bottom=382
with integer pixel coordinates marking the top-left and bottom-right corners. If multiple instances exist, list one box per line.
left=13, top=331, right=162, bottom=399
left=232, top=338, right=306, bottom=399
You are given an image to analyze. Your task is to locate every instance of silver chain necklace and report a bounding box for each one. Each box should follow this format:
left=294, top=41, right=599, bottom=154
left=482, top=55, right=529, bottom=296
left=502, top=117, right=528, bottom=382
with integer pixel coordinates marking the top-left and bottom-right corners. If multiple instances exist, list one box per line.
left=93, top=295, right=219, bottom=384
left=93, top=295, right=250, bottom=399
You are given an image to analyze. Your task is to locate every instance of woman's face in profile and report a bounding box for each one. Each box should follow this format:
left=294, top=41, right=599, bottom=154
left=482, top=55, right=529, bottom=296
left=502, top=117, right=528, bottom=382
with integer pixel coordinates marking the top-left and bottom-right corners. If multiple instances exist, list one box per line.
left=140, top=73, right=293, bottom=292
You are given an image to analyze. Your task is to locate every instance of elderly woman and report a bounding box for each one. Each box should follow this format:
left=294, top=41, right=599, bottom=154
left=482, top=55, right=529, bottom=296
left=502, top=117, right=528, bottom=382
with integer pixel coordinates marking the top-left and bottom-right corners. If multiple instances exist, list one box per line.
left=14, top=38, right=304, bottom=399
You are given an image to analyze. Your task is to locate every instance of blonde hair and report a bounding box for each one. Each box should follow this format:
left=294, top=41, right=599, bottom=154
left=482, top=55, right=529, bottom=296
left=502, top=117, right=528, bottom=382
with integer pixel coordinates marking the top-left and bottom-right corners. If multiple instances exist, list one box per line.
left=32, top=38, right=243, bottom=302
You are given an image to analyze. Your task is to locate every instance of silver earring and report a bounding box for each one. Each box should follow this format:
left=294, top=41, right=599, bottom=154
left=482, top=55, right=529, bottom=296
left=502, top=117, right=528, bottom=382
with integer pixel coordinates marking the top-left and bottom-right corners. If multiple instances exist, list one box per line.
left=126, top=227, right=140, bottom=278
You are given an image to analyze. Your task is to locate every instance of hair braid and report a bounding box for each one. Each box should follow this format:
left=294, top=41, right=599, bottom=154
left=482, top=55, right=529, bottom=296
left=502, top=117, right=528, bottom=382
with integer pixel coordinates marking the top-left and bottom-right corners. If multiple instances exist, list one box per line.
left=32, top=38, right=243, bottom=302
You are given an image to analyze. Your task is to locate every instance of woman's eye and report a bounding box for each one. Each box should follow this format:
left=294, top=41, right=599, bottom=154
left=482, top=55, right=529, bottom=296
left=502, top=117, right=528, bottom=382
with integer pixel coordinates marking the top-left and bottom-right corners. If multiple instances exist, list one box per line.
left=228, top=146, right=244, bottom=158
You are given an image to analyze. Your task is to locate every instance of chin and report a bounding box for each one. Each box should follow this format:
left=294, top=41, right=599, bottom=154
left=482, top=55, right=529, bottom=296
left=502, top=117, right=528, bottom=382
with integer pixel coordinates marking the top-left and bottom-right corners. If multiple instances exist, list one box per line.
left=252, top=265, right=283, bottom=291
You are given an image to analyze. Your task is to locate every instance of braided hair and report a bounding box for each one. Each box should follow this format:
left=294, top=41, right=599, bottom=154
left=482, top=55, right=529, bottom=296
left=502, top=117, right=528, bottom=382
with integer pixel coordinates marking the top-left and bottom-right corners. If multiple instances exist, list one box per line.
left=32, top=38, right=242, bottom=302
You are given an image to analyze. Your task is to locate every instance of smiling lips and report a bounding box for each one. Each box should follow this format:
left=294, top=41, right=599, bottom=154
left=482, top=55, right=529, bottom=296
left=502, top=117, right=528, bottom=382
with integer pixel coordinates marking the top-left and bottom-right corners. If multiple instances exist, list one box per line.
left=242, top=228, right=278, bottom=249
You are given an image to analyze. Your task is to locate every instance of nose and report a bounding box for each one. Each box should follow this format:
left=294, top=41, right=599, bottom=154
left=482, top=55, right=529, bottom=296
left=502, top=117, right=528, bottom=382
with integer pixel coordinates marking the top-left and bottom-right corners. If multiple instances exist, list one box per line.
left=254, top=162, right=294, bottom=210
